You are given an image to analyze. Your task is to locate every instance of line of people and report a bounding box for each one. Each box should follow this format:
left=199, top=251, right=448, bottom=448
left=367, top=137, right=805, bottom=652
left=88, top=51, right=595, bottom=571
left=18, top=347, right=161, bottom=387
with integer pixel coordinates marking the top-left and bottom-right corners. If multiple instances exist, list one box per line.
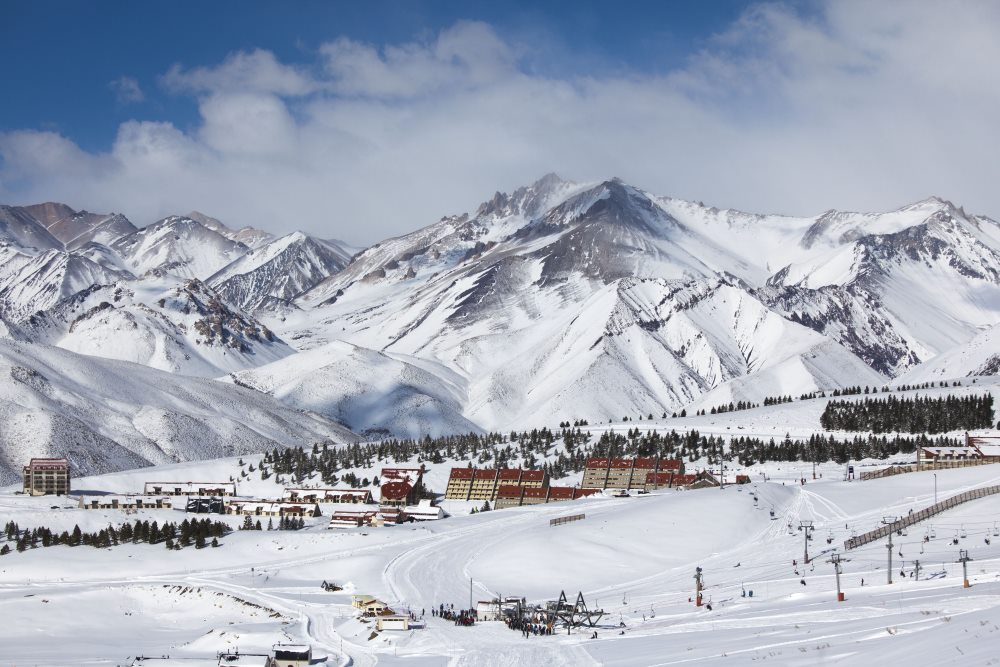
left=432, top=603, right=476, bottom=626
left=505, top=613, right=554, bottom=638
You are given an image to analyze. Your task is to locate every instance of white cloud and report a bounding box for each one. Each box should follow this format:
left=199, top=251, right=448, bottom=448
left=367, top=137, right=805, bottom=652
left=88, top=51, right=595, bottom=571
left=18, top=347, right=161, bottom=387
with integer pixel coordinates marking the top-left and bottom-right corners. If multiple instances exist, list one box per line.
left=109, top=75, right=145, bottom=104
left=162, top=49, right=318, bottom=96
left=2, top=4, right=999, bottom=246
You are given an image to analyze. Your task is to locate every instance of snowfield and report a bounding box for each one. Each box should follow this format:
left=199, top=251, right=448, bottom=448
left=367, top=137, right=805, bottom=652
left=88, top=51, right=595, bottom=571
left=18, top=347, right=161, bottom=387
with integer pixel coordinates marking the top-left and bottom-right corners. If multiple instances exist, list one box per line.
left=2, top=457, right=1000, bottom=665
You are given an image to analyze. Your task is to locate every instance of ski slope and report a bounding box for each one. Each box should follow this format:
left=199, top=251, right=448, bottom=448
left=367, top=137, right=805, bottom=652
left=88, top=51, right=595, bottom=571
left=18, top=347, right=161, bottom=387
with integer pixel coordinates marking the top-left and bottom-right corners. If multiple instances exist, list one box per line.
left=2, top=459, right=1000, bottom=665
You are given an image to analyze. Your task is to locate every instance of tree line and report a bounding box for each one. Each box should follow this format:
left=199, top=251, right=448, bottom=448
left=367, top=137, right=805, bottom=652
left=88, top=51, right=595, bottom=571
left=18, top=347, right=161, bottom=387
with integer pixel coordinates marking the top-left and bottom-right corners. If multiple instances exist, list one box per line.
left=820, top=394, right=994, bottom=433
left=1, top=518, right=229, bottom=554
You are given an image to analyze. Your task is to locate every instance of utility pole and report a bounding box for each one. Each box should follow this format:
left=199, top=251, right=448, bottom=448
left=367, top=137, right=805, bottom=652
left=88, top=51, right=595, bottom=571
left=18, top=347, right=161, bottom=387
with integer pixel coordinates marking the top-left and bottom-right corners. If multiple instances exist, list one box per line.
left=469, top=577, right=473, bottom=611
left=799, top=520, right=814, bottom=563
left=694, top=567, right=704, bottom=607
left=882, top=517, right=898, bottom=585
left=958, top=550, right=973, bottom=588
left=827, top=553, right=849, bottom=602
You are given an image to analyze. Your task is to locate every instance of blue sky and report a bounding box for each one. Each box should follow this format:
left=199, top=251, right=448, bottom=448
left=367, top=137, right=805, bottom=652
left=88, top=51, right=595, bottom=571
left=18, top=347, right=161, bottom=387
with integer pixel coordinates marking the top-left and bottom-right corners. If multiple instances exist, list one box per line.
left=1, top=1, right=997, bottom=243
left=1, top=1, right=756, bottom=151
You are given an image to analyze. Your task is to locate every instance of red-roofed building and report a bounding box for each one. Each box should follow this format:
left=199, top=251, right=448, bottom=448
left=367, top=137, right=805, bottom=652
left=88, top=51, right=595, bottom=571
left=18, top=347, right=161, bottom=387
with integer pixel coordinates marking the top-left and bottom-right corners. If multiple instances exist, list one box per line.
left=380, top=481, right=415, bottom=507
left=495, top=485, right=526, bottom=509
left=470, top=468, right=499, bottom=500
left=581, top=458, right=610, bottom=488
left=520, top=470, right=547, bottom=488
left=584, top=457, right=686, bottom=490
left=606, top=458, right=635, bottom=489
left=444, top=467, right=549, bottom=500
left=644, top=471, right=674, bottom=490
left=658, top=459, right=683, bottom=473
left=445, top=467, right=474, bottom=499
left=521, top=487, right=549, bottom=505
left=547, top=486, right=576, bottom=501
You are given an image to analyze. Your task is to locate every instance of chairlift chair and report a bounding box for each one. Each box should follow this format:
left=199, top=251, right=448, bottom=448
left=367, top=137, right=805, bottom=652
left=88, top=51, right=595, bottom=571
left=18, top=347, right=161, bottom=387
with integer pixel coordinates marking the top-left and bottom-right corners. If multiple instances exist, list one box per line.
left=960, top=526, right=967, bottom=539
left=993, top=523, right=999, bottom=537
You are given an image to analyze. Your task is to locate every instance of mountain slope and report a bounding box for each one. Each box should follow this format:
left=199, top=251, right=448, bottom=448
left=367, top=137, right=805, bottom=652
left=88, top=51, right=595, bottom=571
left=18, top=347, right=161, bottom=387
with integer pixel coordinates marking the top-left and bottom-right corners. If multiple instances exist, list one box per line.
left=0, top=339, right=357, bottom=484
left=229, top=340, right=479, bottom=438
left=17, top=278, right=293, bottom=377
left=208, top=232, right=352, bottom=314
left=111, top=215, right=249, bottom=279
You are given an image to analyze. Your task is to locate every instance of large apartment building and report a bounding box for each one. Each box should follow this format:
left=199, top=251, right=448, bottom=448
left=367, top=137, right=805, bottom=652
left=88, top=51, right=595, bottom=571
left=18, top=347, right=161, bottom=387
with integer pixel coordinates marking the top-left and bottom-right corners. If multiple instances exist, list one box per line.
left=22, top=458, right=70, bottom=496
left=444, top=467, right=548, bottom=501
left=581, top=456, right=684, bottom=490
left=494, top=485, right=601, bottom=509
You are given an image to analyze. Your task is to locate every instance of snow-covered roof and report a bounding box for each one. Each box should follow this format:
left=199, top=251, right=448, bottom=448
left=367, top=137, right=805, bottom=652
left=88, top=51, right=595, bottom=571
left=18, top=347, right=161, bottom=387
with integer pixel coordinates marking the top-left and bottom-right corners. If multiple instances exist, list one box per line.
left=217, top=654, right=270, bottom=667
left=921, top=446, right=980, bottom=456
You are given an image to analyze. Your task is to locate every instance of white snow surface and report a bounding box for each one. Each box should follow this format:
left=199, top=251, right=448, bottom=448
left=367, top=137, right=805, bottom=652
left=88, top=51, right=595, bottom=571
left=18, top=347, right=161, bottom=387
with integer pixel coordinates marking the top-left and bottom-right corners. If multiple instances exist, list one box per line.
left=3, top=454, right=1000, bottom=665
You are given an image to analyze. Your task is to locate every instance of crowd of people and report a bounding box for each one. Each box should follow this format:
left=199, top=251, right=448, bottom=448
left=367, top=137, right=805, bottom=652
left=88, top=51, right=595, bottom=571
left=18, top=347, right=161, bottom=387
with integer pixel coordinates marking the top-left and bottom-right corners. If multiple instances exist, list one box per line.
left=504, top=609, right=555, bottom=637
left=432, top=603, right=476, bottom=626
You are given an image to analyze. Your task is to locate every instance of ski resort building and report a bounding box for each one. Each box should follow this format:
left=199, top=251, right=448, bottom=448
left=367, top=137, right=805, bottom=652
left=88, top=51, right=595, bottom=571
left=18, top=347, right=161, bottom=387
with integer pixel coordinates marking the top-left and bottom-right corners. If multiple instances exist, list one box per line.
left=380, top=466, right=424, bottom=485
left=966, top=434, right=1000, bottom=462
left=217, top=652, right=270, bottom=666
left=377, top=615, right=410, bottom=631
left=581, top=457, right=684, bottom=490
left=225, top=501, right=320, bottom=517
left=494, top=485, right=601, bottom=509
left=143, top=482, right=237, bottom=496
left=79, top=495, right=173, bottom=510
left=379, top=481, right=416, bottom=507
left=282, top=487, right=373, bottom=504
left=186, top=497, right=225, bottom=514
left=444, top=467, right=548, bottom=500
left=22, top=458, right=70, bottom=496
left=642, top=470, right=720, bottom=490
left=328, top=510, right=379, bottom=529
left=379, top=466, right=425, bottom=507
left=405, top=498, right=445, bottom=520
left=916, top=446, right=982, bottom=469
left=378, top=506, right=407, bottom=525
left=271, top=643, right=311, bottom=667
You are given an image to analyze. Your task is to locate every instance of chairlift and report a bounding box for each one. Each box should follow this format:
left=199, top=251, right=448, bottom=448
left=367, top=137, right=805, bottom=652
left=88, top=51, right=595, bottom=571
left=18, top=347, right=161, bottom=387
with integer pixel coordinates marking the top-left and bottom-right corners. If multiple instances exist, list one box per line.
left=930, top=527, right=937, bottom=539
left=993, top=522, right=999, bottom=538
left=919, top=542, right=924, bottom=554
left=960, top=525, right=967, bottom=539
left=901, top=527, right=908, bottom=536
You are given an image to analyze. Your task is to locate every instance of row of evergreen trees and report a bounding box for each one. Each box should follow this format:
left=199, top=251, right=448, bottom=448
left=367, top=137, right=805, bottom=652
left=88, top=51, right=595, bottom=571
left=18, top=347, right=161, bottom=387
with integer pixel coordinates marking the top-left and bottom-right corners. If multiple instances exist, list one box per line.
left=239, top=515, right=305, bottom=531
left=820, top=394, right=994, bottom=433
left=259, top=428, right=568, bottom=486
left=1, top=518, right=229, bottom=554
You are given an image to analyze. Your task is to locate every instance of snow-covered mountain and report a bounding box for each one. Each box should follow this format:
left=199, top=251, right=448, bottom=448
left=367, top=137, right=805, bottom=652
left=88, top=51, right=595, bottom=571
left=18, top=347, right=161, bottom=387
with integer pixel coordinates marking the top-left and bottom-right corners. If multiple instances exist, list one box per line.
left=208, top=231, right=352, bottom=315
left=229, top=340, right=479, bottom=438
left=110, top=215, right=250, bottom=280
left=0, top=338, right=357, bottom=484
left=186, top=210, right=273, bottom=249
left=3, top=178, right=1000, bottom=443
left=16, top=278, right=293, bottom=377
